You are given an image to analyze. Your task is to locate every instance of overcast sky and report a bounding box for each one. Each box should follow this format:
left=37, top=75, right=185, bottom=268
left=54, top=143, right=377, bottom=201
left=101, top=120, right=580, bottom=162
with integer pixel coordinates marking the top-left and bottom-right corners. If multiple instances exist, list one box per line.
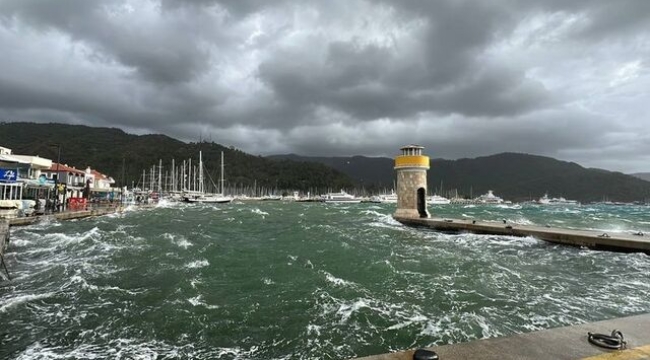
left=1, top=1, right=649, bottom=172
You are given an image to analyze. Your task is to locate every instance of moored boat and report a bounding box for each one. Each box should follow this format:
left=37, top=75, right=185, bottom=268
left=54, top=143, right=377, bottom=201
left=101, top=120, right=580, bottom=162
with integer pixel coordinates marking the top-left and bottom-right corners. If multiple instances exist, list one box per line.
left=370, top=190, right=398, bottom=204
left=321, top=190, right=361, bottom=203
left=182, top=151, right=232, bottom=204
left=428, top=194, right=451, bottom=205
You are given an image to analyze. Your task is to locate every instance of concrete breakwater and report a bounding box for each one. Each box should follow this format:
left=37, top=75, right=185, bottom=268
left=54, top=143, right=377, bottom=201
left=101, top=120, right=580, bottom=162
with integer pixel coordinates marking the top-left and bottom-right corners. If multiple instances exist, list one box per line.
left=394, top=216, right=650, bottom=254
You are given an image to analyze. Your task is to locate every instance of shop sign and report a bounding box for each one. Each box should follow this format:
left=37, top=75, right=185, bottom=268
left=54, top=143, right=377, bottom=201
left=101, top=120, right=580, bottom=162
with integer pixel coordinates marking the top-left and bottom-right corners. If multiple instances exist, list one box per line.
left=0, top=168, right=17, bottom=183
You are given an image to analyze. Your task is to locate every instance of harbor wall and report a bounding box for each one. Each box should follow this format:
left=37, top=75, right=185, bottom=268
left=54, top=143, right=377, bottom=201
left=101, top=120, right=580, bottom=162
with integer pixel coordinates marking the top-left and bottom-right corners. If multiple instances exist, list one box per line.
left=7, top=205, right=126, bottom=227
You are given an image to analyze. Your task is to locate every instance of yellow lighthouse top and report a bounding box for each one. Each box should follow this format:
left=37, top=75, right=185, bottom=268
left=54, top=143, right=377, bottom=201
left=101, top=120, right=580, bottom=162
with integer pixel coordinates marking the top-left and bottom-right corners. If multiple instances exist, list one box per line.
left=394, top=144, right=430, bottom=169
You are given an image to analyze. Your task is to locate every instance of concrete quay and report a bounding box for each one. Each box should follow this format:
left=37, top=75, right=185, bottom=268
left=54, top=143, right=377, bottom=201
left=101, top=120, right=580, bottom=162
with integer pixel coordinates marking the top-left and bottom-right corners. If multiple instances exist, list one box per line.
left=7, top=206, right=125, bottom=227
left=394, top=216, right=650, bottom=254
left=356, top=313, right=650, bottom=360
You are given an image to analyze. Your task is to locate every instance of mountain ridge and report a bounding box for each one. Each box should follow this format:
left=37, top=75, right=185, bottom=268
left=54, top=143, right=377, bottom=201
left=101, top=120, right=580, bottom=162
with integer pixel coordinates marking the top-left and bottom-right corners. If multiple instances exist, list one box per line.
left=269, top=153, right=650, bottom=202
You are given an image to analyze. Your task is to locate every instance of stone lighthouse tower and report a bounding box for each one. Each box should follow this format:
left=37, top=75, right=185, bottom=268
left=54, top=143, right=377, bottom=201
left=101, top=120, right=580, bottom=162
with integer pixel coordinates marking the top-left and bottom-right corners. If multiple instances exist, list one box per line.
left=394, top=145, right=430, bottom=219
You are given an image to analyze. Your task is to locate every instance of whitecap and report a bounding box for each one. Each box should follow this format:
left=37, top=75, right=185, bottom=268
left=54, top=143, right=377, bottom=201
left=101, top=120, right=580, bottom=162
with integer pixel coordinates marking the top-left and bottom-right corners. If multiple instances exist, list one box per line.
left=161, top=233, right=193, bottom=249
left=321, top=270, right=356, bottom=287
left=387, top=314, right=428, bottom=330
left=336, top=299, right=369, bottom=324
left=251, top=208, right=269, bottom=216
left=0, top=292, right=56, bottom=312
left=185, top=260, right=209, bottom=268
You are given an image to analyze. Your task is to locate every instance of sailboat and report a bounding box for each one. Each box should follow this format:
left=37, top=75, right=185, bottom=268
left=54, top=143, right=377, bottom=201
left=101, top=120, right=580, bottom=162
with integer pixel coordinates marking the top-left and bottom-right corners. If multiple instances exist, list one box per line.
left=183, top=151, right=232, bottom=204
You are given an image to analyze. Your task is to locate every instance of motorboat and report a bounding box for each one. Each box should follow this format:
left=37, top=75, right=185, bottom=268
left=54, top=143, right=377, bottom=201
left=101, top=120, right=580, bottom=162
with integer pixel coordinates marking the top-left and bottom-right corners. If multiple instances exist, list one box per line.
left=321, top=190, right=361, bottom=203
left=428, top=194, right=450, bottom=205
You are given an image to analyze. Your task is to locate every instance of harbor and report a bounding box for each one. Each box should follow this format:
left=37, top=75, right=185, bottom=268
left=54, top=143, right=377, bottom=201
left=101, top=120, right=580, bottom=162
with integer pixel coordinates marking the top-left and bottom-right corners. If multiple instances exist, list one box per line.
left=2, top=0, right=650, bottom=357
left=1, top=144, right=649, bottom=359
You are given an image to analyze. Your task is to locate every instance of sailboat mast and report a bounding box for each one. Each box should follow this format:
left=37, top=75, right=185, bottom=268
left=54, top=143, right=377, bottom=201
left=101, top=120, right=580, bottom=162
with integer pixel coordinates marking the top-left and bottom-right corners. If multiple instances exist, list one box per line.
left=221, top=151, right=225, bottom=195
left=171, top=159, right=175, bottom=193
left=199, top=151, right=204, bottom=194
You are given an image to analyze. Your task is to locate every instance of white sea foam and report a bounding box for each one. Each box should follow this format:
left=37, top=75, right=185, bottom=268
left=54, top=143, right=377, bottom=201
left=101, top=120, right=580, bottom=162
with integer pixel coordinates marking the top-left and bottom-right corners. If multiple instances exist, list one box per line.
left=0, top=292, right=56, bottom=312
left=386, top=314, right=428, bottom=330
left=162, top=233, right=193, bottom=249
left=321, top=270, right=355, bottom=287
left=336, top=299, right=369, bottom=324
left=188, top=295, right=203, bottom=306
left=306, top=324, right=322, bottom=336
left=15, top=340, right=255, bottom=360
left=506, top=217, right=534, bottom=225
left=9, top=239, right=32, bottom=247
left=46, top=227, right=103, bottom=246
left=185, top=260, right=209, bottom=268
left=251, top=208, right=269, bottom=216
left=496, top=204, right=522, bottom=210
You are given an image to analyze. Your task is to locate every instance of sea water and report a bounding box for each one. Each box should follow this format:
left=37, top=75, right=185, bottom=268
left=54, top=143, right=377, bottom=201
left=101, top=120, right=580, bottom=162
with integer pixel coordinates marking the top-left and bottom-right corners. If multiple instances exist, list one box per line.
left=1, top=202, right=649, bottom=359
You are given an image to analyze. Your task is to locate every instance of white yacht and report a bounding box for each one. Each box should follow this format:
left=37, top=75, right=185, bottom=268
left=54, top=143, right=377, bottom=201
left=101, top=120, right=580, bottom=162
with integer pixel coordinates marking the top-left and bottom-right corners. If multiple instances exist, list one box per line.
left=321, top=190, right=361, bottom=203
left=428, top=194, right=451, bottom=205
left=183, top=193, right=232, bottom=204
left=370, top=190, right=398, bottom=204
left=475, top=190, right=504, bottom=204
left=261, top=194, right=282, bottom=201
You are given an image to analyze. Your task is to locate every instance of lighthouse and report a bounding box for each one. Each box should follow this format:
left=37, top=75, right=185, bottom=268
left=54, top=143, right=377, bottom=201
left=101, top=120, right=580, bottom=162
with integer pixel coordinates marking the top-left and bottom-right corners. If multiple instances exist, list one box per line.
left=394, top=145, right=430, bottom=219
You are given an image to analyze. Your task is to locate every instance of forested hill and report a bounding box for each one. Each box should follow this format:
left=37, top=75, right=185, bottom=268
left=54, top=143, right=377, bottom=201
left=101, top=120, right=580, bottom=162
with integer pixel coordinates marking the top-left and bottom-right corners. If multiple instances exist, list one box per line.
left=0, top=122, right=354, bottom=192
left=269, top=153, right=650, bottom=203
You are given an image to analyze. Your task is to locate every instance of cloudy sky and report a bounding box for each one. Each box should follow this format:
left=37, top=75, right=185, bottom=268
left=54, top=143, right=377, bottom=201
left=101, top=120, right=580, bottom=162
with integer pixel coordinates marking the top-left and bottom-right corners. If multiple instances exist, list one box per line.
left=1, top=0, right=649, bottom=172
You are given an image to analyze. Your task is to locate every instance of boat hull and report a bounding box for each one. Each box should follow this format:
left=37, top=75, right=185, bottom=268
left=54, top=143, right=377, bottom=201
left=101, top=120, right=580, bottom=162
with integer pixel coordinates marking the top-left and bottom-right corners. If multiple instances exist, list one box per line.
left=183, top=196, right=232, bottom=204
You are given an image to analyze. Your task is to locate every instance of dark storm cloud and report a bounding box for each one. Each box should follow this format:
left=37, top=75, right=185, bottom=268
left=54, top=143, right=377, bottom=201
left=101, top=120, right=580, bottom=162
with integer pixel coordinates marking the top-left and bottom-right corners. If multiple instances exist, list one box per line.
left=0, top=0, right=211, bottom=84
left=0, top=0, right=648, bottom=172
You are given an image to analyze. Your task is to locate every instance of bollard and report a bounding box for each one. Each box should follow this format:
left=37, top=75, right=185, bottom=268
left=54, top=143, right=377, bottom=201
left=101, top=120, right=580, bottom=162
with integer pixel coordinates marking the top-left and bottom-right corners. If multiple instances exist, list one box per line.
left=413, top=349, right=439, bottom=360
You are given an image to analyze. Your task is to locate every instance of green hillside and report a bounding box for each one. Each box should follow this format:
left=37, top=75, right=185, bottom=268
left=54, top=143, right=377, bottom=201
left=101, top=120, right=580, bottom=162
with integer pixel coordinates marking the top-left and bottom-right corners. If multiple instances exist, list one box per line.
left=0, top=122, right=354, bottom=193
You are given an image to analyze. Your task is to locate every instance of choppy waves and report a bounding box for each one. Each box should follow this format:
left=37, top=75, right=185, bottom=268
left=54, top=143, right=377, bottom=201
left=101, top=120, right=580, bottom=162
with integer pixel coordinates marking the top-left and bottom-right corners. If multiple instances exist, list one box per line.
left=1, top=202, right=649, bottom=359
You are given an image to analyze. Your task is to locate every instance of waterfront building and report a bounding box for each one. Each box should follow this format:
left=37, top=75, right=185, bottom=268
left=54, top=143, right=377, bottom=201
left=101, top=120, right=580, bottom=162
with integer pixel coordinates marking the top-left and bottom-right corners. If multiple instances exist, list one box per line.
left=85, top=167, right=116, bottom=196
left=0, top=146, right=54, bottom=216
left=42, top=163, right=87, bottom=203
